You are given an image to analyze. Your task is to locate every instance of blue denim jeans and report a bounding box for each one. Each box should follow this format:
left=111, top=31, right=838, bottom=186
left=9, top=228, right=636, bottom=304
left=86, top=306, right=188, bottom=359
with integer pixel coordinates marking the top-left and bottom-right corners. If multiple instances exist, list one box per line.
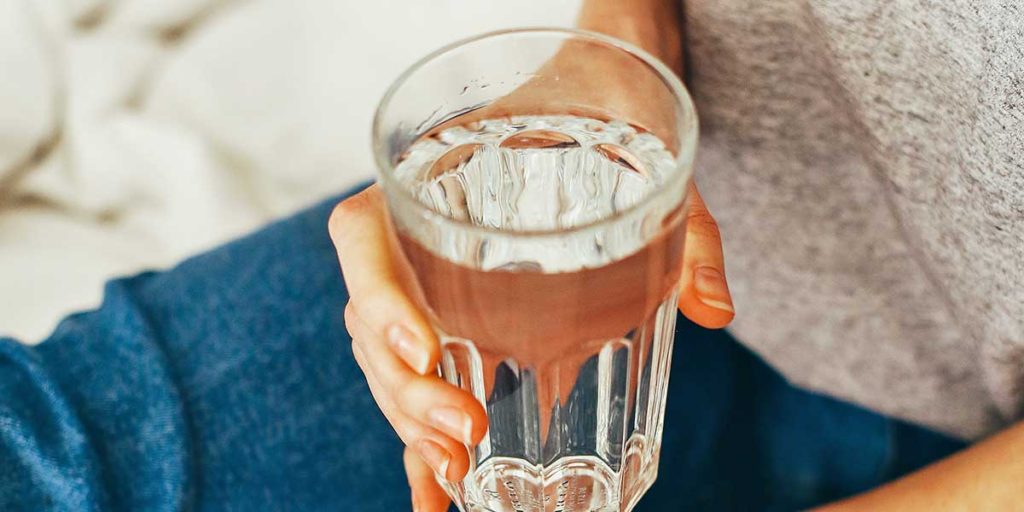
left=0, top=184, right=964, bottom=511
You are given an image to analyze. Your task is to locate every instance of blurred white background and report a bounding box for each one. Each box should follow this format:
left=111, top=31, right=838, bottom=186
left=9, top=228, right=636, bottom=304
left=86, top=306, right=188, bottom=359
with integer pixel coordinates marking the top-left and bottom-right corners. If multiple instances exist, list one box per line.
left=0, top=0, right=582, bottom=342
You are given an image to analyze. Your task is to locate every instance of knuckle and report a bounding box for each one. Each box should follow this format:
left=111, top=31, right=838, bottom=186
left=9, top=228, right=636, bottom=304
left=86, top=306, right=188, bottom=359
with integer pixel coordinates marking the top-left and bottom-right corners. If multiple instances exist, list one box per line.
left=343, top=300, right=359, bottom=327
left=345, top=300, right=375, bottom=338
left=327, top=188, right=379, bottom=239
left=327, top=204, right=355, bottom=240
left=350, top=342, right=367, bottom=370
left=403, top=446, right=417, bottom=468
left=687, top=207, right=721, bottom=240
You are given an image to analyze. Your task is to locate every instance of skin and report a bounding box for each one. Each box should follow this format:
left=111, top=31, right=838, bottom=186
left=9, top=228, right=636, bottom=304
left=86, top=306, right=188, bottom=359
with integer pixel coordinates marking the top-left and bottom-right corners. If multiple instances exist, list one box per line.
left=329, top=2, right=730, bottom=510
left=815, top=422, right=1024, bottom=511
left=333, top=0, right=1024, bottom=510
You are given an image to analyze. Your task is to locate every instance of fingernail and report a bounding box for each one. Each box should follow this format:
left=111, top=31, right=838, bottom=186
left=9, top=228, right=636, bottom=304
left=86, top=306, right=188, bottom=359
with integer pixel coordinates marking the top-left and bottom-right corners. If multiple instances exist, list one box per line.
left=388, top=325, right=431, bottom=374
left=416, top=439, right=452, bottom=480
left=693, top=266, right=734, bottom=313
left=429, top=406, right=474, bottom=445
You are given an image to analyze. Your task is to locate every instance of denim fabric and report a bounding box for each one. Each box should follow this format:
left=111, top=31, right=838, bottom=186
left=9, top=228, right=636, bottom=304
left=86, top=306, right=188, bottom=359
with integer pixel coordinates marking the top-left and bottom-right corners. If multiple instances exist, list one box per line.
left=0, top=184, right=965, bottom=511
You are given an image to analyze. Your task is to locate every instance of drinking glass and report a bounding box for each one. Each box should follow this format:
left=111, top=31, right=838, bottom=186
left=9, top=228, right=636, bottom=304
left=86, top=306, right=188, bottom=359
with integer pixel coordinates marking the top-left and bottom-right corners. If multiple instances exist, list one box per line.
left=372, top=28, right=697, bottom=512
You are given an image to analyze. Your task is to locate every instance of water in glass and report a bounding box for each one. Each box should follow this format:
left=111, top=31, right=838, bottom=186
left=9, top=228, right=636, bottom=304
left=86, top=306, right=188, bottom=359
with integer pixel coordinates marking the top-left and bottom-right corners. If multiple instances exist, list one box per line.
left=392, top=115, right=686, bottom=512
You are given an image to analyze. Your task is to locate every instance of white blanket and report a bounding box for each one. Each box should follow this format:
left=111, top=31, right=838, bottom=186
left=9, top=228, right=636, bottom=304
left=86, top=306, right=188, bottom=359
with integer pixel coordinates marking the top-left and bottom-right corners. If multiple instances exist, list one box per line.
left=0, top=0, right=580, bottom=342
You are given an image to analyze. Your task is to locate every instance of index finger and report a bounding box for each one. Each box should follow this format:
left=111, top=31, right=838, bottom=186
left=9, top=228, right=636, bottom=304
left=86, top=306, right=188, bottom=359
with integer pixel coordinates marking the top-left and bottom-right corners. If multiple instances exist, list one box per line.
left=328, top=185, right=439, bottom=374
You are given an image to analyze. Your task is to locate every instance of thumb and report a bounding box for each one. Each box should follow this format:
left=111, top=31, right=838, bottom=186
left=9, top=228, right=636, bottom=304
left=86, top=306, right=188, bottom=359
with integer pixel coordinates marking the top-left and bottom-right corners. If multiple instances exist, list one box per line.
left=677, top=182, right=735, bottom=329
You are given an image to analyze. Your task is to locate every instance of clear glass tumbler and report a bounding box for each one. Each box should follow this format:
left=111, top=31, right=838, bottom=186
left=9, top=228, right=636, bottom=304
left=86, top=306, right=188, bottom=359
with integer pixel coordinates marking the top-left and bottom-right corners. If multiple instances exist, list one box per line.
left=373, top=28, right=697, bottom=512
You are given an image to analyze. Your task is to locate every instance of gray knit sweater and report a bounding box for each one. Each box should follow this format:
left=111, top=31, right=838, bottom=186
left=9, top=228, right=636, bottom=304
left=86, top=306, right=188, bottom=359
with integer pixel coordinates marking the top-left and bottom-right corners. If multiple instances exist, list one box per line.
left=685, top=0, right=1023, bottom=439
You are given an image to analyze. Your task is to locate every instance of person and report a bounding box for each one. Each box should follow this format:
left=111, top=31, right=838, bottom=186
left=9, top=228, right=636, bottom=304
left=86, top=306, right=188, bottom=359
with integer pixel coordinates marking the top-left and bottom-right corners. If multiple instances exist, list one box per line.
left=1, top=0, right=1021, bottom=511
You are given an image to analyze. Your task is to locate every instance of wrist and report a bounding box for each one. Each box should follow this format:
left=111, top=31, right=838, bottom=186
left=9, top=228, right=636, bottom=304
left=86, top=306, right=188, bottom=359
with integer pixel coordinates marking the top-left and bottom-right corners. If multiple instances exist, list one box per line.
left=576, top=0, right=683, bottom=73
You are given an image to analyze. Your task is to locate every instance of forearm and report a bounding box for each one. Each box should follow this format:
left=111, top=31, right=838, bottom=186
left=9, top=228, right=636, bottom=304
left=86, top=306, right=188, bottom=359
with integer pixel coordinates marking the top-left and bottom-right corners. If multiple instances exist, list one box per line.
left=577, top=0, right=684, bottom=74
left=817, top=421, right=1024, bottom=511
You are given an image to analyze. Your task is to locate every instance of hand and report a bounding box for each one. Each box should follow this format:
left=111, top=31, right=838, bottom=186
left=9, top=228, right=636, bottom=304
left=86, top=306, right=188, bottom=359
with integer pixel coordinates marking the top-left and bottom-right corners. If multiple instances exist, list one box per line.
left=330, top=183, right=732, bottom=511
left=329, top=185, right=488, bottom=511
left=330, top=186, right=731, bottom=512
left=329, top=16, right=733, bottom=512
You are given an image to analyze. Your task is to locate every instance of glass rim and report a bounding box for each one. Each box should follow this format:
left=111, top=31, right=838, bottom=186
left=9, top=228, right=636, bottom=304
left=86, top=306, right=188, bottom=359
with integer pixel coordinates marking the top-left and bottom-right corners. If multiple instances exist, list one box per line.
left=372, top=26, right=698, bottom=240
